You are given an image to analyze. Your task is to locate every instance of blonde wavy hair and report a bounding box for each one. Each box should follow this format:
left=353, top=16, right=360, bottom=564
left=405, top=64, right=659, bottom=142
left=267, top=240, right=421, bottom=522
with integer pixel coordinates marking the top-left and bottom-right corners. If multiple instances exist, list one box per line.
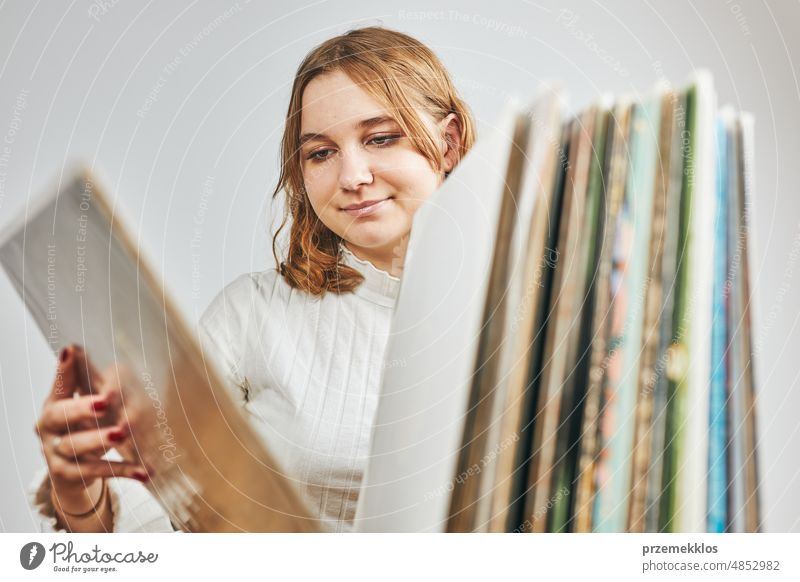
left=271, top=26, right=476, bottom=296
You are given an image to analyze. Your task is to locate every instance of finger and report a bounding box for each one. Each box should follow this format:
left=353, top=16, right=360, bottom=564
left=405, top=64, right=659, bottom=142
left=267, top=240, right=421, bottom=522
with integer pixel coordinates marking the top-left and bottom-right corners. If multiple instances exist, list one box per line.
left=48, top=456, right=152, bottom=483
left=95, top=366, right=130, bottom=425
left=71, top=345, right=104, bottom=397
left=49, top=345, right=78, bottom=401
left=37, top=394, right=111, bottom=434
left=98, top=364, right=126, bottom=405
left=51, top=426, right=127, bottom=460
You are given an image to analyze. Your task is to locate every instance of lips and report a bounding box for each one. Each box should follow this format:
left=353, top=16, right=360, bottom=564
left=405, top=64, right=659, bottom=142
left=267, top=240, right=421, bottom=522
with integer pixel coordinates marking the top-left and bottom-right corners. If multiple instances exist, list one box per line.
left=343, top=198, right=389, bottom=211
left=341, top=197, right=392, bottom=218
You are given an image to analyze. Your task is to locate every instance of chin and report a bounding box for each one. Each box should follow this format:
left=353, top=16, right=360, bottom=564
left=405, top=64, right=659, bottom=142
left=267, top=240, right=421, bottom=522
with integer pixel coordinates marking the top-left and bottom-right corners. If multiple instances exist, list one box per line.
left=344, top=228, right=404, bottom=252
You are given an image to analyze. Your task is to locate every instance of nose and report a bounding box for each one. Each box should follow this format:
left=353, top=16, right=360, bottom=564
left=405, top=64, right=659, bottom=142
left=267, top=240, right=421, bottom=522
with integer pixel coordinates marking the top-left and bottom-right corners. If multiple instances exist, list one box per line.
left=338, top=146, right=373, bottom=191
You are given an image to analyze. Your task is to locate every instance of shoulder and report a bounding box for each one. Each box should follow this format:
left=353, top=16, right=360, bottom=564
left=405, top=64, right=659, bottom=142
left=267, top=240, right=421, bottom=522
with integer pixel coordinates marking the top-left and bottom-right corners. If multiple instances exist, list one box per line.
left=197, top=269, right=286, bottom=389
left=199, top=269, right=283, bottom=333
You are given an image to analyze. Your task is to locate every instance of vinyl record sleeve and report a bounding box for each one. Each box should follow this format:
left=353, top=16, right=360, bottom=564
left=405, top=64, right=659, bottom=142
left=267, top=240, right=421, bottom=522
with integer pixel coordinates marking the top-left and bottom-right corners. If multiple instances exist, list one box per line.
left=447, top=105, right=532, bottom=532
left=0, top=167, right=319, bottom=532
left=483, top=88, right=563, bottom=533
left=572, top=102, right=633, bottom=532
left=737, top=113, right=761, bottom=532
left=527, top=108, right=597, bottom=533
left=678, top=71, right=717, bottom=533
left=706, top=111, right=734, bottom=533
left=644, top=91, right=687, bottom=533
left=593, top=93, right=662, bottom=532
left=627, top=92, right=676, bottom=532
left=549, top=104, right=611, bottom=533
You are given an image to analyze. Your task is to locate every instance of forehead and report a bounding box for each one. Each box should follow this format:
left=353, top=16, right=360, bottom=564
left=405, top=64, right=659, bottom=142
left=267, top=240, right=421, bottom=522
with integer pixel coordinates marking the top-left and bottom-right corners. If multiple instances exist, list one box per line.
left=300, top=70, right=390, bottom=133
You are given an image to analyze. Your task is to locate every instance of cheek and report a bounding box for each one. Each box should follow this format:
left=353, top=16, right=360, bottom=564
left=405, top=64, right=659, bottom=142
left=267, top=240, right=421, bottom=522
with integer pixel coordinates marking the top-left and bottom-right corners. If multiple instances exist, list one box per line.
left=381, top=151, right=441, bottom=201
left=303, top=165, right=339, bottom=212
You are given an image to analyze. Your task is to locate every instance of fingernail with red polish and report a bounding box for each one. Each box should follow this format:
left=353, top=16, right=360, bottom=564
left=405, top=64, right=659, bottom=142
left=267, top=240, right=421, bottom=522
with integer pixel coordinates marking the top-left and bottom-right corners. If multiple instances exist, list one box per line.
left=59, top=347, right=69, bottom=363
left=133, top=470, right=150, bottom=482
left=108, top=429, right=126, bottom=442
left=93, top=400, right=108, bottom=412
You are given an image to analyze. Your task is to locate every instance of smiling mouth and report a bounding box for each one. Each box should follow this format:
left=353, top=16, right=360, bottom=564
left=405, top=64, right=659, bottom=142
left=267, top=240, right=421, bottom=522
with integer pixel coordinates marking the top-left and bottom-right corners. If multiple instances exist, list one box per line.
left=341, top=197, right=392, bottom=217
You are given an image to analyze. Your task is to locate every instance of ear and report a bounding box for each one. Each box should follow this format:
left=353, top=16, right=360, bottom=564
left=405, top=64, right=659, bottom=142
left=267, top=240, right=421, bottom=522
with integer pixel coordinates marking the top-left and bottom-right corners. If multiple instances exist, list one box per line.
left=439, top=113, right=463, bottom=175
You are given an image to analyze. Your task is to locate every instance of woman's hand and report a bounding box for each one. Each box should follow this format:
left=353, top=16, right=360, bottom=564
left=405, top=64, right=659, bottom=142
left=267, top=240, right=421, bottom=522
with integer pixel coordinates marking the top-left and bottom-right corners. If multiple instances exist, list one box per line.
left=35, top=345, right=152, bottom=519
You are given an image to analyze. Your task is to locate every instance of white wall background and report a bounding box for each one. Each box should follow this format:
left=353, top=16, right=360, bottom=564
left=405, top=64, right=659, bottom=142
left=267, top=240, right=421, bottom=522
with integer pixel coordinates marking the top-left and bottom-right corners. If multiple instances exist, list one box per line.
left=1, top=0, right=798, bottom=532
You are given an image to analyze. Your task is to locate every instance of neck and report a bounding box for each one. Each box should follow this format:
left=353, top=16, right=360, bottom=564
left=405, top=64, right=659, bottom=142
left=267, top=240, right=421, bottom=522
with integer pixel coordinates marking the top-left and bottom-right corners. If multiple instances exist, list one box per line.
left=343, top=235, right=409, bottom=278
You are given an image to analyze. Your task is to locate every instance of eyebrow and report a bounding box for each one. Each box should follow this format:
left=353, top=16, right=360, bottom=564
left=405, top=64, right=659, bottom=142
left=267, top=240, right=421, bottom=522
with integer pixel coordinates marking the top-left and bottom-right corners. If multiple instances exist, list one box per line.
left=299, top=115, right=398, bottom=147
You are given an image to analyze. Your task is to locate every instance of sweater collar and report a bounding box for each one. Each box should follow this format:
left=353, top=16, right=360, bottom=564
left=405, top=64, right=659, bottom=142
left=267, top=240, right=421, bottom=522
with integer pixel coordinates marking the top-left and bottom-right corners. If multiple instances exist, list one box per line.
left=339, top=242, right=401, bottom=307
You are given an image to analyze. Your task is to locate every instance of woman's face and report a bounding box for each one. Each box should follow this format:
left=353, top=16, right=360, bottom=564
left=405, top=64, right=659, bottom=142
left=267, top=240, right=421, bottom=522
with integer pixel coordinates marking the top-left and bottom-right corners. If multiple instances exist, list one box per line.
left=299, top=70, right=455, bottom=269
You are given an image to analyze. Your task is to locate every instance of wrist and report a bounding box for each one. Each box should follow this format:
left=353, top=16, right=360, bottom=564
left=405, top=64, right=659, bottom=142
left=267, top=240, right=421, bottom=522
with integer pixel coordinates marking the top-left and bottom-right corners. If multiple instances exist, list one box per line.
left=51, top=478, right=103, bottom=516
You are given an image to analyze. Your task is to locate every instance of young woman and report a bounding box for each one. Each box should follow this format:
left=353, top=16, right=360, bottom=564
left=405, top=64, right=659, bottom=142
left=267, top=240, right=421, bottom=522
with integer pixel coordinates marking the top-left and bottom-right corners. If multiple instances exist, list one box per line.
left=30, top=26, right=476, bottom=533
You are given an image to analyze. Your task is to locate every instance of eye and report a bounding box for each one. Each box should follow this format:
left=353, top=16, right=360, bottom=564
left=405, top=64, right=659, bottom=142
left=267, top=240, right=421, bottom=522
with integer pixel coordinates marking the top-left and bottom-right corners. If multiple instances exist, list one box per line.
left=367, top=134, right=401, bottom=147
left=307, top=148, right=335, bottom=163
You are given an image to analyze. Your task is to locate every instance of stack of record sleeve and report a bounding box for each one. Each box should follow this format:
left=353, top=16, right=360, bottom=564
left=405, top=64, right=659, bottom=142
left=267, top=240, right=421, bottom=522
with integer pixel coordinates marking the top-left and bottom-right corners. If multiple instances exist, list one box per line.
left=356, top=71, right=760, bottom=533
